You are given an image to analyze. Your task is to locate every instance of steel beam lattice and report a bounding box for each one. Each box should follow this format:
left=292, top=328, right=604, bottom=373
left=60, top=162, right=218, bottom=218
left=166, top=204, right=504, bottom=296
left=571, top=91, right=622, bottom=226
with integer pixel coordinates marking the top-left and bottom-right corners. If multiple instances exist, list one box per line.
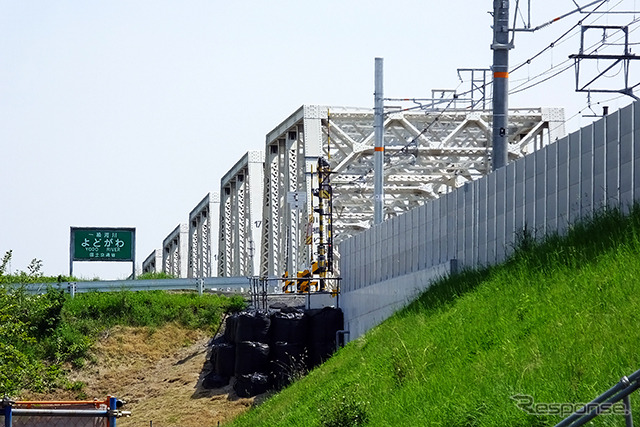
left=188, top=192, right=220, bottom=278
left=259, top=104, right=565, bottom=278
left=218, top=151, right=265, bottom=277
left=162, top=223, right=189, bottom=278
left=141, top=249, right=162, bottom=274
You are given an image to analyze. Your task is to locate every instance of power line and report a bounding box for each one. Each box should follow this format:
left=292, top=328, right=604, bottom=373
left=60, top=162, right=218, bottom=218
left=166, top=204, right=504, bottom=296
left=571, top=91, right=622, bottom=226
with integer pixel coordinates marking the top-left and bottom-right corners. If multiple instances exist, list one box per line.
left=510, top=62, right=576, bottom=95
left=393, top=2, right=625, bottom=113
left=380, top=1, right=639, bottom=149
left=509, top=15, right=640, bottom=95
left=509, top=0, right=610, bottom=74
left=340, top=96, right=462, bottom=186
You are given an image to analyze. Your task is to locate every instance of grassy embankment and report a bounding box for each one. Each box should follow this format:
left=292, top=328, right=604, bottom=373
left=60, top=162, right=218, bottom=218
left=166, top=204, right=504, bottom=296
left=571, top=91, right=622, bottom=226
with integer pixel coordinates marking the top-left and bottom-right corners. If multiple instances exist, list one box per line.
left=229, top=205, right=640, bottom=426
left=0, top=285, right=245, bottom=397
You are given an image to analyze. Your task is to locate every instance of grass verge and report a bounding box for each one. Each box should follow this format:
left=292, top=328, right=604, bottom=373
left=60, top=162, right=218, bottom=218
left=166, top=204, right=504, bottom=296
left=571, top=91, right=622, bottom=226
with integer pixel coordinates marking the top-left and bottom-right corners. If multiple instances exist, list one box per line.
left=228, top=205, right=640, bottom=426
left=0, top=288, right=245, bottom=397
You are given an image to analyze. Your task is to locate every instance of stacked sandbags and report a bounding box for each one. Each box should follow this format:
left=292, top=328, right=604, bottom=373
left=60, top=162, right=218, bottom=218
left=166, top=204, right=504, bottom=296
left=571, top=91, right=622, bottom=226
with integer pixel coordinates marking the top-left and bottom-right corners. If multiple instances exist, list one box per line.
left=203, top=307, right=344, bottom=398
left=213, top=342, right=235, bottom=378
left=232, top=311, right=272, bottom=398
left=269, top=309, right=308, bottom=389
left=203, top=315, right=239, bottom=389
left=305, top=307, right=344, bottom=368
left=234, top=372, right=271, bottom=397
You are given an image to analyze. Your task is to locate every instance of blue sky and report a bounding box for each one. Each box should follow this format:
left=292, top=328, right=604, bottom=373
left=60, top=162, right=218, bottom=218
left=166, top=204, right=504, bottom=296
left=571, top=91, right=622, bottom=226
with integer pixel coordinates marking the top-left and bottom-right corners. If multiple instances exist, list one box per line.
left=1, top=0, right=638, bottom=278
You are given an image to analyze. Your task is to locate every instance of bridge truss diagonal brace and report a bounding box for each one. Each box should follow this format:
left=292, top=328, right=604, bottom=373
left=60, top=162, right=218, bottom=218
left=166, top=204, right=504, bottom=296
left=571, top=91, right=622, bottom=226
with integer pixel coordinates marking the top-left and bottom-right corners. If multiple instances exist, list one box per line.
left=162, top=223, right=189, bottom=278
left=218, top=151, right=265, bottom=277
left=258, top=105, right=565, bottom=278
left=188, top=192, right=220, bottom=278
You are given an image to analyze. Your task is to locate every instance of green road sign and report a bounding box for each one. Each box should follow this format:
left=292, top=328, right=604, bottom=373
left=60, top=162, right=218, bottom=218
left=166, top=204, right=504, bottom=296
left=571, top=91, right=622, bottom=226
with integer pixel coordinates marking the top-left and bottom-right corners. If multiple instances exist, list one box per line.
left=71, top=227, right=135, bottom=262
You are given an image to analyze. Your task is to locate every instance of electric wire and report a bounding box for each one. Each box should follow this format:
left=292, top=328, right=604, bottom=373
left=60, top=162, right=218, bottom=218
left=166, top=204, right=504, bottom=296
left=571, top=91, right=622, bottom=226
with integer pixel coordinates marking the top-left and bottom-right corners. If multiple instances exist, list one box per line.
left=341, top=95, right=462, bottom=186
left=390, top=0, right=635, bottom=112
left=509, top=15, right=640, bottom=94
left=391, top=2, right=621, bottom=114
left=347, top=1, right=639, bottom=187
left=509, top=33, right=607, bottom=94
left=509, top=0, right=610, bottom=74
left=547, top=93, right=627, bottom=137
left=510, top=62, right=576, bottom=94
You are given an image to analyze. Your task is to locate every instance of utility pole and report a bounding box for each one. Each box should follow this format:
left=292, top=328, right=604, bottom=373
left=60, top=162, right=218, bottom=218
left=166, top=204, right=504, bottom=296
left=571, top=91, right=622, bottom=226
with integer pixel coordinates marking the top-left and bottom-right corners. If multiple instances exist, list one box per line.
left=374, top=57, right=384, bottom=224
left=491, top=0, right=512, bottom=170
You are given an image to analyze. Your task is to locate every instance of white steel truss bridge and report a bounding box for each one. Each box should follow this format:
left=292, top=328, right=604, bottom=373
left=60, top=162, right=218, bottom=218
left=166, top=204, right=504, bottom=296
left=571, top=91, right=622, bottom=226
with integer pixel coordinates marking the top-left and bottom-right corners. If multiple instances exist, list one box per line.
left=217, top=151, right=265, bottom=277
left=259, top=104, right=565, bottom=279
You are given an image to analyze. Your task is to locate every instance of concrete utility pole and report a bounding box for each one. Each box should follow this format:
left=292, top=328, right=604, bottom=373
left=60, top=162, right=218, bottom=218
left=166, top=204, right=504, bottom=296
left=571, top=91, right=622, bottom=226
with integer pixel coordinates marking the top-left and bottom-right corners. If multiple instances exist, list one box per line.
left=374, top=57, right=384, bottom=224
left=491, top=0, right=513, bottom=170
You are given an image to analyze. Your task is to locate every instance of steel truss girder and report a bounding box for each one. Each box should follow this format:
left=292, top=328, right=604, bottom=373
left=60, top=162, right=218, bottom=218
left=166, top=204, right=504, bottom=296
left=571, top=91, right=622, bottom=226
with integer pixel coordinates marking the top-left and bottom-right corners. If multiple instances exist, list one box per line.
left=162, top=223, right=189, bottom=278
left=218, top=151, right=265, bottom=277
left=188, top=192, right=219, bottom=278
left=259, top=105, right=565, bottom=278
left=142, top=248, right=162, bottom=274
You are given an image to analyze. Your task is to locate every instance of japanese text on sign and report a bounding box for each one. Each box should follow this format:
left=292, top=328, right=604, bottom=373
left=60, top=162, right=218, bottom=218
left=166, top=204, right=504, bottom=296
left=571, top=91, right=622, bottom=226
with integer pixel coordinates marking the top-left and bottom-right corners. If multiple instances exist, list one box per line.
left=71, top=228, right=135, bottom=262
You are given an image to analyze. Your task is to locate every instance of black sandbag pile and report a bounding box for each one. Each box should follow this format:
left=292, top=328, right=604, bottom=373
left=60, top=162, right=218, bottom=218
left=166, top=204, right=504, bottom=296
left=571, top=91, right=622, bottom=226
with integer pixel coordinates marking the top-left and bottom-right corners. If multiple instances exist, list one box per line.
left=235, top=311, right=271, bottom=342
left=234, top=372, right=271, bottom=398
left=231, top=311, right=273, bottom=397
left=204, top=307, right=343, bottom=397
left=202, top=314, right=241, bottom=389
left=304, top=307, right=344, bottom=368
left=235, top=341, right=270, bottom=375
left=212, top=342, right=235, bottom=378
left=202, top=371, right=230, bottom=389
left=269, top=309, right=308, bottom=389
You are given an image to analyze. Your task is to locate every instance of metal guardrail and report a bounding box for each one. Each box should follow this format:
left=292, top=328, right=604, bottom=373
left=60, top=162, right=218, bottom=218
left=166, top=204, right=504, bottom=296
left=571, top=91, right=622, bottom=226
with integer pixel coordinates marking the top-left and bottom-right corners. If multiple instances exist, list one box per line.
left=555, top=367, right=640, bottom=427
left=10, top=277, right=253, bottom=297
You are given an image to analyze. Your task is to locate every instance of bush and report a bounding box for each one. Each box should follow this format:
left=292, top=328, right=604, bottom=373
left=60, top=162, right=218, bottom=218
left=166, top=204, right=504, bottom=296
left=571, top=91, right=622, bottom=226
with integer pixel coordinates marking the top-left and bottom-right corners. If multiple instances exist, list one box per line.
left=318, top=393, right=370, bottom=427
left=0, top=284, right=246, bottom=396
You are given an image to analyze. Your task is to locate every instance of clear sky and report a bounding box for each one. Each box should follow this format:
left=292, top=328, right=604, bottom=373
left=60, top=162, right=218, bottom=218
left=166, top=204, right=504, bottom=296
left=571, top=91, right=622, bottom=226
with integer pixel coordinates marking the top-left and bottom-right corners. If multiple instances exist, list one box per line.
left=1, top=0, right=638, bottom=279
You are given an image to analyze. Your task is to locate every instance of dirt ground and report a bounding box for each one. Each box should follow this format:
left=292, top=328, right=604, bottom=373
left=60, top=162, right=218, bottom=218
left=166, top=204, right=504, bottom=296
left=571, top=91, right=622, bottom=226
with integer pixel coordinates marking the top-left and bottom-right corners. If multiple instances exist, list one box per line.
left=21, top=324, right=268, bottom=427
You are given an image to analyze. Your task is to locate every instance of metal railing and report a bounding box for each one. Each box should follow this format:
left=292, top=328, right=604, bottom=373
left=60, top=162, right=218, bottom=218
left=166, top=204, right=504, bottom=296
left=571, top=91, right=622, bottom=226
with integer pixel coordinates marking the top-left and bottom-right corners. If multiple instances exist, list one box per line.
left=556, top=368, right=640, bottom=427
left=250, top=276, right=342, bottom=311
left=10, top=276, right=252, bottom=297
left=1, top=396, right=129, bottom=427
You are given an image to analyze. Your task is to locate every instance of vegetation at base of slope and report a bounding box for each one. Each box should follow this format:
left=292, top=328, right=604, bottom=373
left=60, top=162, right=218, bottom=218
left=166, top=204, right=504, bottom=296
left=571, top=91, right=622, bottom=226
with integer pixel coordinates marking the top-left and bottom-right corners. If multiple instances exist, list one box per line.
left=0, top=283, right=245, bottom=397
left=0, top=251, right=76, bottom=284
left=0, top=250, right=177, bottom=284
left=228, top=204, right=640, bottom=427
left=135, top=271, right=176, bottom=280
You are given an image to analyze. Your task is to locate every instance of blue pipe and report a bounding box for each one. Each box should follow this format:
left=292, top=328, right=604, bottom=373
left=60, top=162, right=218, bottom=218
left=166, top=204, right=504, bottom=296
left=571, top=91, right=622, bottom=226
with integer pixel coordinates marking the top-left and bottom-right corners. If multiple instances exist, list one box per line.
left=109, top=397, right=117, bottom=427
left=4, top=402, right=11, bottom=427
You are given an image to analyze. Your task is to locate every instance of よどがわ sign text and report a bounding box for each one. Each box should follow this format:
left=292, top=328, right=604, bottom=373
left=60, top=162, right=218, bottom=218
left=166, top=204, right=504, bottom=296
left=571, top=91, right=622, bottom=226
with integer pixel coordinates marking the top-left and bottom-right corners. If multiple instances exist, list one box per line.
left=71, top=228, right=135, bottom=261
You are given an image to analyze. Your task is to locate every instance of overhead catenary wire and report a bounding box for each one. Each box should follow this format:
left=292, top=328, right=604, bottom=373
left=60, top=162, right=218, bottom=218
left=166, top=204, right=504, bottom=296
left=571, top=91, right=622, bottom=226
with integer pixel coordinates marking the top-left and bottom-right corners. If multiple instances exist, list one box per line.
left=510, top=29, right=617, bottom=93
left=389, top=0, right=635, bottom=114
left=389, top=3, right=617, bottom=114
left=547, top=93, right=627, bottom=137
left=346, top=1, right=639, bottom=186
left=510, top=15, right=640, bottom=94
left=497, top=2, right=640, bottom=96
left=342, top=95, right=462, bottom=186
left=510, top=63, right=576, bottom=94
left=509, top=0, right=610, bottom=74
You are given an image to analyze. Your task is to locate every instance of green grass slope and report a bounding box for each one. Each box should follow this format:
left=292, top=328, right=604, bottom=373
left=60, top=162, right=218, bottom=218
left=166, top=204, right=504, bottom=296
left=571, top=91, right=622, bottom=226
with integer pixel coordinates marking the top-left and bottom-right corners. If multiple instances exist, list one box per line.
left=229, top=205, right=640, bottom=427
left=0, top=289, right=245, bottom=396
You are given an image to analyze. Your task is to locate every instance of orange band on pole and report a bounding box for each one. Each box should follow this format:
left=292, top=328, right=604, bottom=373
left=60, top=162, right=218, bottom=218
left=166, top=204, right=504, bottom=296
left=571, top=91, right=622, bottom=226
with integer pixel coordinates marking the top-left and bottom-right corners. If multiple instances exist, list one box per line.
left=494, top=71, right=509, bottom=78
left=374, top=147, right=384, bottom=152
